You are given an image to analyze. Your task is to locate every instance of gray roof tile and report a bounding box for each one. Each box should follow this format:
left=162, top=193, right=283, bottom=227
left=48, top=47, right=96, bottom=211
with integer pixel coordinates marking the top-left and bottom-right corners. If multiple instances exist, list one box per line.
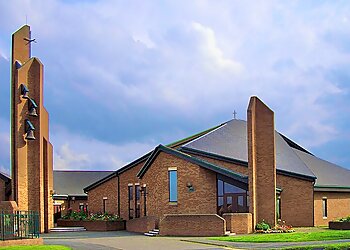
left=182, top=119, right=316, bottom=178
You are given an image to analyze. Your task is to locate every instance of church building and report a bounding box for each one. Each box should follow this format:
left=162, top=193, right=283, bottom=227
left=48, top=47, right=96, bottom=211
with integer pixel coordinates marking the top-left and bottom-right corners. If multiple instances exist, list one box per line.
left=84, top=96, right=350, bottom=236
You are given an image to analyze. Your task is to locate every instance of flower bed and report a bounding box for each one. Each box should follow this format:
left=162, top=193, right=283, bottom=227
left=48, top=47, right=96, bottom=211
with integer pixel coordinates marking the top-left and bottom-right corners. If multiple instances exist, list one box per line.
left=255, top=220, right=294, bottom=234
left=329, top=216, right=350, bottom=230
left=57, top=211, right=125, bottom=231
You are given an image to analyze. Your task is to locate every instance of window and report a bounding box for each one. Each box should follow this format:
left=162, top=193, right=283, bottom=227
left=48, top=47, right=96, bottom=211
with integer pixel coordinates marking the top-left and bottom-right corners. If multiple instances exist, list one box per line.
left=102, top=198, right=107, bottom=213
left=217, top=177, right=248, bottom=215
left=169, top=170, right=178, bottom=202
left=143, top=186, right=147, bottom=216
left=322, top=198, right=328, bottom=218
left=79, top=204, right=84, bottom=211
left=128, top=185, right=134, bottom=219
left=276, top=196, right=281, bottom=220
left=135, top=185, right=141, bottom=218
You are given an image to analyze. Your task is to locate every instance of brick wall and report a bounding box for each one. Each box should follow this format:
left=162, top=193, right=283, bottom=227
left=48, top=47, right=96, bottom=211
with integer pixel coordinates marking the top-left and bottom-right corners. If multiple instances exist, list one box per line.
left=126, top=216, right=158, bottom=233
left=0, top=179, right=6, bottom=201
left=160, top=214, right=225, bottom=236
left=0, top=201, right=18, bottom=212
left=277, top=174, right=314, bottom=227
left=248, top=96, right=276, bottom=228
left=191, top=147, right=314, bottom=227
left=223, top=213, right=252, bottom=234
left=87, top=177, right=118, bottom=215
left=314, top=191, right=350, bottom=226
left=141, top=152, right=217, bottom=218
left=11, top=25, right=54, bottom=232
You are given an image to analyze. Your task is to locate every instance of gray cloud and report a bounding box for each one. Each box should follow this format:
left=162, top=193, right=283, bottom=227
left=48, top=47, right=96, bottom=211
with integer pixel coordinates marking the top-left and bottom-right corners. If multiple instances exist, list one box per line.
left=0, top=0, right=350, bottom=170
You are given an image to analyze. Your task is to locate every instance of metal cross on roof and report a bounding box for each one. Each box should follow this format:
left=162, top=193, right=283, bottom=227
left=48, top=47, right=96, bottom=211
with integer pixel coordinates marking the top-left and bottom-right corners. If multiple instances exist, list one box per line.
left=233, top=110, right=237, bottom=119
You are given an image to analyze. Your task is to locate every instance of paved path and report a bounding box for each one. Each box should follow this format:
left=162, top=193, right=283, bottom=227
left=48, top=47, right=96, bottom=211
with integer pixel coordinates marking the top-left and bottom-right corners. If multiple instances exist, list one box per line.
left=43, top=231, right=232, bottom=250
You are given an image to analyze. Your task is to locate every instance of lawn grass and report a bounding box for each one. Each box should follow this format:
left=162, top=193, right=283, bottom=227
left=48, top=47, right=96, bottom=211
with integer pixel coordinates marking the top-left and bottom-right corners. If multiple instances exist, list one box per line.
left=0, top=245, right=71, bottom=250
left=209, top=230, right=350, bottom=243
left=282, top=242, right=350, bottom=250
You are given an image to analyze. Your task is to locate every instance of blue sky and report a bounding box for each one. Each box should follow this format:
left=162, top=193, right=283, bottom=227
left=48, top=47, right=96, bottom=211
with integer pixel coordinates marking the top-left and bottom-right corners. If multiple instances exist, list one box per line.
left=0, top=0, right=349, bottom=173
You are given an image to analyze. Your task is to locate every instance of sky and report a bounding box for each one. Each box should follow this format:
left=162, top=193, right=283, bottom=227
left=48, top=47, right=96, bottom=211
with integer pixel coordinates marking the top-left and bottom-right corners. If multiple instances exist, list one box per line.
left=0, top=0, right=350, bottom=174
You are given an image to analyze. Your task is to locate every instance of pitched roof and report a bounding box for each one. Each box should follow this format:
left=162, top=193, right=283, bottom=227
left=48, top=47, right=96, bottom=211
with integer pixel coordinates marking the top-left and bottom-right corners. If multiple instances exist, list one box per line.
left=182, top=119, right=316, bottom=179
left=54, top=170, right=114, bottom=196
left=137, top=144, right=248, bottom=183
left=294, top=149, right=350, bottom=189
left=84, top=124, right=224, bottom=192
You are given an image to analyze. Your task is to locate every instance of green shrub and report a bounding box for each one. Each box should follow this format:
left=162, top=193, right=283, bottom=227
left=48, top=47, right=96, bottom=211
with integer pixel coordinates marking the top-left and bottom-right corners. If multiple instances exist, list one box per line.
left=255, top=220, right=270, bottom=231
left=336, top=216, right=350, bottom=222
left=61, top=210, right=122, bottom=222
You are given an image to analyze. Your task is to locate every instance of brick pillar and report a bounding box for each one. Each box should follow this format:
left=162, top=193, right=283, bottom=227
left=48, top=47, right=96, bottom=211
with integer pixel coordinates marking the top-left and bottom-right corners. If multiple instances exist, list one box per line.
left=10, top=25, right=54, bottom=232
left=247, top=96, right=276, bottom=229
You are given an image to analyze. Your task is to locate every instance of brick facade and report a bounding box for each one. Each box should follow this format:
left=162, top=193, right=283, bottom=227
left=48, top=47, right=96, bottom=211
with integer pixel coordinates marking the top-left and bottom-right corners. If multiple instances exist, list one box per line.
left=8, top=25, right=54, bottom=233
left=126, top=216, right=158, bottom=233
left=0, top=179, right=6, bottom=201
left=223, top=213, right=252, bottom=234
left=160, top=214, right=226, bottom=236
left=314, top=191, right=350, bottom=226
left=277, top=174, right=314, bottom=227
left=248, top=96, right=276, bottom=228
left=141, top=152, right=217, bottom=218
left=87, top=177, right=119, bottom=215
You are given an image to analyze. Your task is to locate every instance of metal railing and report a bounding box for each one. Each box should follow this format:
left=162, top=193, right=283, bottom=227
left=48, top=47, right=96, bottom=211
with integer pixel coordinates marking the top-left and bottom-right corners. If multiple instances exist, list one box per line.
left=0, top=211, right=40, bottom=240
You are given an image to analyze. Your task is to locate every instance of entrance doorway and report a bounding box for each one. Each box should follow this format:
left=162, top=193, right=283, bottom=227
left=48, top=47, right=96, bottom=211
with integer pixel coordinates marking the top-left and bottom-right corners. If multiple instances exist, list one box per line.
left=223, top=193, right=248, bottom=213
left=54, top=204, right=62, bottom=224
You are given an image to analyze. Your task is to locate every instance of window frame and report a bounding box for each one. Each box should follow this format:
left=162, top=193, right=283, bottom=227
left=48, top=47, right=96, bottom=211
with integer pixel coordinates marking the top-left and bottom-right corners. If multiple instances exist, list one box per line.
left=322, top=198, right=328, bottom=219
left=168, top=169, right=178, bottom=203
left=128, top=185, right=134, bottom=219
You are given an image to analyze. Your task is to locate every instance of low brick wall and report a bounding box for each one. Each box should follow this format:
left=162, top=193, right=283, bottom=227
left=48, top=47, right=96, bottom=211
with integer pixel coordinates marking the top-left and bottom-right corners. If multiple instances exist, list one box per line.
left=0, top=201, right=18, bottom=212
left=223, top=213, right=252, bottom=234
left=329, top=221, right=350, bottom=230
left=57, top=220, right=125, bottom=231
left=126, top=216, right=159, bottom=233
left=160, top=214, right=226, bottom=236
left=0, top=238, right=43, bottom=247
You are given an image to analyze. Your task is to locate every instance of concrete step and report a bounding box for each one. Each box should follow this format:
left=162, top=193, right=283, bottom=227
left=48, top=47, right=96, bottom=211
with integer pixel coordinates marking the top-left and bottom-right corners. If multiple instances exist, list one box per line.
left=144, top=232, right=157, bottom=236
left=50, top=227, right=86, bottom=232
left=225, top=231, right=236, bottom=236
left=144, top=229, right=160, bottom=236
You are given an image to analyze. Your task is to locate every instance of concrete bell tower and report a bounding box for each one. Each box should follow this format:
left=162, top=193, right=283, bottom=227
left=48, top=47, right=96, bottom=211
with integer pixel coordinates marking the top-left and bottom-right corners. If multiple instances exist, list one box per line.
left=10, top=25, right=54, bottom=233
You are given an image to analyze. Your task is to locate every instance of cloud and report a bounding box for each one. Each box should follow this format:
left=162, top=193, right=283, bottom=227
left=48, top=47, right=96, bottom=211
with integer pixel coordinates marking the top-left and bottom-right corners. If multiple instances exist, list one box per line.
left=0, top=0, right=349, bottom=169
left=51, top=125, right=154, bottom=170
left=0, top=118, right=10, bottom=174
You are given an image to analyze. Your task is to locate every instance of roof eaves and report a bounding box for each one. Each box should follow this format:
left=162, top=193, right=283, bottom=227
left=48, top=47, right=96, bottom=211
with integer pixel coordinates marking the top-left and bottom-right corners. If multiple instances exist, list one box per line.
left=180, top=147, right=248, bottom=167
left=182, top=147, right=316, bottom=182
left=276, top=169, right=316, bottom=181
left=315, top=185, right=350, bottom=189
left=137, top=145, right=248, bottom=183
left=83, top=151, right=154, bottom=192
left=83, top=172, right=117, bottom=192
left=279, top=133, right=314, bottom=155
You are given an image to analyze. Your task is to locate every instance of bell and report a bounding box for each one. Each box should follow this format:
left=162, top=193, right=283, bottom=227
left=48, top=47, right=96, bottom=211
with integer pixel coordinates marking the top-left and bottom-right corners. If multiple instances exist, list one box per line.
left=28, top=107, right=38, bottom=117
left=22, top=92, right=29, bottom=99
left=15, top=61, right=22, bottom=69
left=21, top=84, right=29, bottom=99
left=25, top=130, right=36, bottom=140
